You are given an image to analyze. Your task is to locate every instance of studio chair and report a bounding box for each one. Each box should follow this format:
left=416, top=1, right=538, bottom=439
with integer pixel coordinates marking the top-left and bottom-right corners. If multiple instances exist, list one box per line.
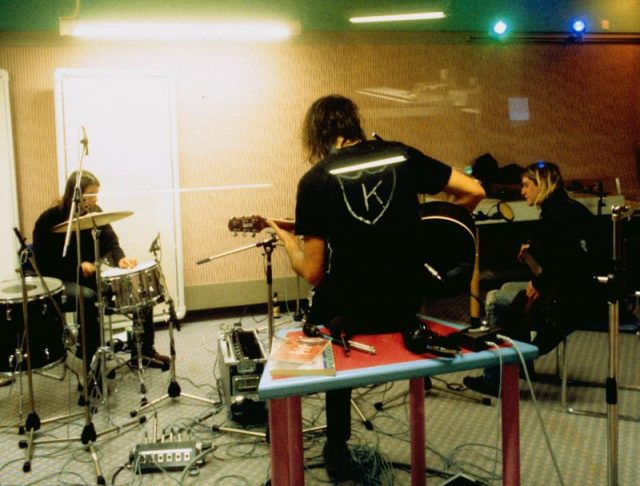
left=558, top=294, right=640, bottom=421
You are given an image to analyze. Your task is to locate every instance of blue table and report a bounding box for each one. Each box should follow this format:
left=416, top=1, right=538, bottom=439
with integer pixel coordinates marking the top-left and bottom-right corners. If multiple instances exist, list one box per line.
left=259, top=317, right=538, bottom=485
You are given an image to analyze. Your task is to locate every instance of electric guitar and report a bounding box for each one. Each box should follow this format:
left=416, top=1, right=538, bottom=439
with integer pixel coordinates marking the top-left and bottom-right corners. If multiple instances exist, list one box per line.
left=227, top=216, right=295, bottom=235
left=519, top=247, right=558, bottom=329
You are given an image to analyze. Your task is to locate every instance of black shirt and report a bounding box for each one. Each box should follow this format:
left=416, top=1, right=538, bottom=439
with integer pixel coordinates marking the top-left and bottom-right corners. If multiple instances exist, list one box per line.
left=33, top=205, right=125, bottom=289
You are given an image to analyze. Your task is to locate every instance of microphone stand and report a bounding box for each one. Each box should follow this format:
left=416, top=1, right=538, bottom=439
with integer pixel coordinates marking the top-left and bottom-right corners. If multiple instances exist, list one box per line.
left=197, top=232, right=280, bottom=351
left=132, top=238, right=219, bottom=417
left=595, top=204, right=632, bottom=486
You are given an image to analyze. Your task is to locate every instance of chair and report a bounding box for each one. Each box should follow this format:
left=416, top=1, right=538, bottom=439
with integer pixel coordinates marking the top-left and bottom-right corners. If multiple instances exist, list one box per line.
left=558, top=294, right=640, bottom=421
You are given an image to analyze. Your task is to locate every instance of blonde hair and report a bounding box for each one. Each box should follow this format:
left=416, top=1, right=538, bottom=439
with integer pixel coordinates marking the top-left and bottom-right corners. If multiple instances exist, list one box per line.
left=523, top=161, right=563, bottom=206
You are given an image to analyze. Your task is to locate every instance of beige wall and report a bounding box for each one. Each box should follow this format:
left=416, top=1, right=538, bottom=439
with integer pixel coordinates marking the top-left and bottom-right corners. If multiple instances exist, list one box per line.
left=1, top=32, right=639, bottom=309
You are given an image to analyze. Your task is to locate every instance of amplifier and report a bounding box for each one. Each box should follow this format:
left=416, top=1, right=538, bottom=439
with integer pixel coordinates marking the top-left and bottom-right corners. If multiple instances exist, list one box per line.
left=218, top=326, right=267, bottom=424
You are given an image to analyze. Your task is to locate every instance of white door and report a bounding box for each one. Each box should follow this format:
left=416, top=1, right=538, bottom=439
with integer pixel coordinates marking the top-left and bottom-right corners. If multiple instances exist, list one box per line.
left=0, top=69, right=20, bottom=282
left=54, top=69, right=185, bottom=321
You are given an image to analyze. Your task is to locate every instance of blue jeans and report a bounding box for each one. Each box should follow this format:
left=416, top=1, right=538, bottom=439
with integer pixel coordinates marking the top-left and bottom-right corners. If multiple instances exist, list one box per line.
left=484, top=281, right=528, bottom=385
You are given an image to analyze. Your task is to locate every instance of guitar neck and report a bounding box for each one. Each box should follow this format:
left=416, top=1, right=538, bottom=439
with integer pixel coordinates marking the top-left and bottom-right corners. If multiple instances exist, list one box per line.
left=521, top=249, right=543, bottom=277
left=228, top=215, right=295, bottom=234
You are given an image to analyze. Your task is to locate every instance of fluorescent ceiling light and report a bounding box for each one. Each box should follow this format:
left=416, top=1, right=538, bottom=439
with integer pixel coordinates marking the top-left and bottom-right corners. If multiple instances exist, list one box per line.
left=329, top=155, right=407, bottom=175
left=59, top=19, right=298, bottom=41
left=350, top=12, right=446, bottom=24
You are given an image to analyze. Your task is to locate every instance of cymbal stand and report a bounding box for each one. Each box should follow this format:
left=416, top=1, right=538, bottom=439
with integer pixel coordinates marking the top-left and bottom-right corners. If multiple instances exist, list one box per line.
left=12, top=231, right=77, bottom=465
left=132, top=239, right=218, bottom=417
left=92, top=223, right=112, bottom=404
left=15, top=245, right=39, bottom=439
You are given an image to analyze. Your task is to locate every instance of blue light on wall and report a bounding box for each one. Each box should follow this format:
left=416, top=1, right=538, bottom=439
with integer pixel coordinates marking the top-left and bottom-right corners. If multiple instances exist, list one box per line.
left=572, top=20, right=586, bottom=33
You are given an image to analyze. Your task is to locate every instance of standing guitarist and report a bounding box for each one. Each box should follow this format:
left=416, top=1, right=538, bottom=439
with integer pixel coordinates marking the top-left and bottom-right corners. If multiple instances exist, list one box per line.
left=464, top=161, right=604, bottom=397
left=268, top=94, right=484, bottom=482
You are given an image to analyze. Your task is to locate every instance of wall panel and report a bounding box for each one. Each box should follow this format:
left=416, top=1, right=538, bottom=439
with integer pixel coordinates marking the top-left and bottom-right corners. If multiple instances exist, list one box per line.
left=1, top=33, right=638, bottom=310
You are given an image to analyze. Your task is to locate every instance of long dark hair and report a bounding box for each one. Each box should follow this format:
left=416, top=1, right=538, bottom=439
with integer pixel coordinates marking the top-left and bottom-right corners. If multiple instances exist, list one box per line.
left=302, top=95, right=366, bottom=164
left=59, top=170, right=100, bottom=213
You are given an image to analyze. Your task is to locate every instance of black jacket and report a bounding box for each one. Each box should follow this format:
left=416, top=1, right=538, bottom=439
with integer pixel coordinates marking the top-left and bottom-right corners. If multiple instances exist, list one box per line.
left=33, top=205, right=125, bottom=289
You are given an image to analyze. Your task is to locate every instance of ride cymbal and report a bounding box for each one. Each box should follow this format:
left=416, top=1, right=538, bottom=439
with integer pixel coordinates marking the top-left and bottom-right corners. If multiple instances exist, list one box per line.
left=52, top=210, right=133, bottom=233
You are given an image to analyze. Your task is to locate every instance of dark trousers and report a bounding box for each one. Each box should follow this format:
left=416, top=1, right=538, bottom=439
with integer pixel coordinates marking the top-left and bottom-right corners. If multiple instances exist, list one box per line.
left=326, top=388, right=352, bottom=444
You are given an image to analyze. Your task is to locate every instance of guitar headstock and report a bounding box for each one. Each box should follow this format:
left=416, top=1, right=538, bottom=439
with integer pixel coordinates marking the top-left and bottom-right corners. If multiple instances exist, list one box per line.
left=228, top=216, right=268, bottom=235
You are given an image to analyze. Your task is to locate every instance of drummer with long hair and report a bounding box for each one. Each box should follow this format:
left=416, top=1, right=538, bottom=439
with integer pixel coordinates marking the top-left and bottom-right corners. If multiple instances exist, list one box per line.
left=32, top=171, right=169, bottom=395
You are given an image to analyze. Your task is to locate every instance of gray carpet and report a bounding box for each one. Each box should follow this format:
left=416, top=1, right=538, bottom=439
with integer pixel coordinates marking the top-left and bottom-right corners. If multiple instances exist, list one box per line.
left=0, top=296, right=638, bottom=486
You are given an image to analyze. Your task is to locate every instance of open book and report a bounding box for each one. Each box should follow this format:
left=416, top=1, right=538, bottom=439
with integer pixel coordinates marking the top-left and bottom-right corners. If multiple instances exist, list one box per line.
left=269, top=336, right=336, bottom=377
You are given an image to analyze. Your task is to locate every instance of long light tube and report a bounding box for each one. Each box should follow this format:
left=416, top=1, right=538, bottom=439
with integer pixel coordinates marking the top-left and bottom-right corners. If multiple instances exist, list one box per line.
left=329, top=155, right=406, bottom=175
left=59, top=19, right=297, bottom=41
left=350, top=12, right=446, bottom=24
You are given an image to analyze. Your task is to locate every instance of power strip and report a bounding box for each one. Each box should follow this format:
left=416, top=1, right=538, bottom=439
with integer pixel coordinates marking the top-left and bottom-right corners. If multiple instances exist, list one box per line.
left=441, top=473, right=488, bottom=485
left=129, top=440, right=209, bottom=474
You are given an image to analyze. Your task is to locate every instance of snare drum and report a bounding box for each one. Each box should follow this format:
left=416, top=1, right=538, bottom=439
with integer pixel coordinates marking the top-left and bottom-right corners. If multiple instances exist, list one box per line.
left=0, top=277, right=66, bottom=371
left=101, top=260, right=164, bottom=313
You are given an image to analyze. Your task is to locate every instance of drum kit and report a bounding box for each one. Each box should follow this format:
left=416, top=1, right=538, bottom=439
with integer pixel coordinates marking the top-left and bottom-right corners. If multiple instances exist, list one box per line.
left=1, top=209, right=190, bottom=480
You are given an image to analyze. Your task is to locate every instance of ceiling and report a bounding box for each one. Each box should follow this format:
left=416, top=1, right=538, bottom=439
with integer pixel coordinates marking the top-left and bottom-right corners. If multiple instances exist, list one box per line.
left=1, top=0, right=639, bottom=35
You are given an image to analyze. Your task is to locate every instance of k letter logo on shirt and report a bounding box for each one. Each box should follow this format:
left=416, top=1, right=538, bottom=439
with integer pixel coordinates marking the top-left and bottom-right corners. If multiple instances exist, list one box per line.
left=336, top=166, right=396, bottom=225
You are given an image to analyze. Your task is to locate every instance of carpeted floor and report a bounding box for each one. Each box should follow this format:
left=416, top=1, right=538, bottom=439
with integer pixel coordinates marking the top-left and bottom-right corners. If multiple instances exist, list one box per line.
left=0, top=295, right=638, bottom=486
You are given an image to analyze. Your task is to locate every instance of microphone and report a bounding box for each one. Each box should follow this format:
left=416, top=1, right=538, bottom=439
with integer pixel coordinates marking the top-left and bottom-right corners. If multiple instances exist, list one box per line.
left=327, top=316, right=352, bottom=356
left=424, top=262, right=444, bottom=281
left=81, top=126, right=89, bottom=156
left=149, top=233, right=161, bottom=253
left=13, top=227, right=28, bottom=253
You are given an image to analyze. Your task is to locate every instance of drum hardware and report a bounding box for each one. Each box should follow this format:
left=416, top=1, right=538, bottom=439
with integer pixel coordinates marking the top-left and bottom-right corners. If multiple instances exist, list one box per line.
left=6, top=229, right=87, bottom=473
left=26, top=164, right=133, bottom=483
left=131, top=234, right=218, bottom=418
left=20, top=148, right=137, bottom=483
left=123, top=306, right=155, bottom=405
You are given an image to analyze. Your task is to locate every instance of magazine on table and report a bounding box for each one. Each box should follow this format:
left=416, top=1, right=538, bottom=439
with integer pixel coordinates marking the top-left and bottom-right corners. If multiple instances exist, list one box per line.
left=269, top=334, right=336, bottom=377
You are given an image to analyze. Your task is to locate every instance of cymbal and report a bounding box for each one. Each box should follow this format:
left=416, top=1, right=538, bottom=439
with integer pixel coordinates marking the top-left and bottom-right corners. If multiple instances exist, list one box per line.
left=52, top=211, right=134, bottom=233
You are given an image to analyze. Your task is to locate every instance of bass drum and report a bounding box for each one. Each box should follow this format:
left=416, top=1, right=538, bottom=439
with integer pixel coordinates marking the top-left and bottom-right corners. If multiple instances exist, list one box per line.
left=420, top=201, right=477, bottom=298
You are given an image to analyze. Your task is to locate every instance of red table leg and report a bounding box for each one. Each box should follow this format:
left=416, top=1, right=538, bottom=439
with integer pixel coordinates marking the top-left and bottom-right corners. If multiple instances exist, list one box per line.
left=501, top=363, right=521, bottom=486
left=409, top=377, right=426, bottom=486
left=287, top=396, right=304, bottom=485
left=269, top=398, right=291, bottom=485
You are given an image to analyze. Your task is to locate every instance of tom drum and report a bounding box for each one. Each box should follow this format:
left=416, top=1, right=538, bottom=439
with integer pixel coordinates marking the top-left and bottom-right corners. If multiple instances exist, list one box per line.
left=0, top=276, right=65, bottom=372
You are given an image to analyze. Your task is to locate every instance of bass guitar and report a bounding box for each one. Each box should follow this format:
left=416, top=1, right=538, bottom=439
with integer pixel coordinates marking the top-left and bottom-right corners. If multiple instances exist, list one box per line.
left=519, top=247, right=558, bottom=330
